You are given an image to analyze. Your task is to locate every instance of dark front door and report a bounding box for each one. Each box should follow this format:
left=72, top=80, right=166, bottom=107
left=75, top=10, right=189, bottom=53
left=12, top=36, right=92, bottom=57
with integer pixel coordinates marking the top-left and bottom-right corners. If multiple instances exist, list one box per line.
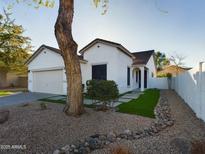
left=92, top=64, right=107, bottom=80
left=144, top=70, right=147, bottom=88
left=127, top=67, right=130, bottom=86
left=139, top=70, right=141, bottom=88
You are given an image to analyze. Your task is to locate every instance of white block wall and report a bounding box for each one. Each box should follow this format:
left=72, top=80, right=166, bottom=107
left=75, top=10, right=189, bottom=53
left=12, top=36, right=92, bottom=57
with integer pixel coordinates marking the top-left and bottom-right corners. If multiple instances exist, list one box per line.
left=149, top=77, right=168, bottom=89
left=173, top=64, right=205, bottom=122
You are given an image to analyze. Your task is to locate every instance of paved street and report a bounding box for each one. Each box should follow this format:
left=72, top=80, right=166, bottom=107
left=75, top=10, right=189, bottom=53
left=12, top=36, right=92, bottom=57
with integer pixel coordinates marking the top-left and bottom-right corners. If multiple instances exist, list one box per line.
left=0, top=92, right=56, bottom=107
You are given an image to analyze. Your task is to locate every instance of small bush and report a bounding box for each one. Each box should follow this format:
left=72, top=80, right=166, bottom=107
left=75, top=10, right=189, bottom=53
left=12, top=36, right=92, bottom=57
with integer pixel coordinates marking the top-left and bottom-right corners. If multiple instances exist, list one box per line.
left=157, top=74, right=167, bottom=78
left=40, top=102, right=47, bottom=110
left=167, top=73, right=172, bottom=79
left=157, top=73, right=172, bottom=78
left=86, top=80, right=119, bottom=108
left=21, top=103, right=30, bottom=107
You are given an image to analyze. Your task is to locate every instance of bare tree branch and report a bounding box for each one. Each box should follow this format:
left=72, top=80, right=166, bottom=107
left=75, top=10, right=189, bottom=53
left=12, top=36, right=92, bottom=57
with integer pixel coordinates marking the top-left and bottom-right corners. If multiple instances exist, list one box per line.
left=169, top=53, right=186, bottom=75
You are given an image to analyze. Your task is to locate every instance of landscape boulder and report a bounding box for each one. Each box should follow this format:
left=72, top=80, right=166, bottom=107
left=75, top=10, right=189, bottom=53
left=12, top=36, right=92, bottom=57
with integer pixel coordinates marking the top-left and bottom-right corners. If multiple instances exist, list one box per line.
left=0, top=109, right=9, bottom=124
left=191, top=139, right=205, bottom=154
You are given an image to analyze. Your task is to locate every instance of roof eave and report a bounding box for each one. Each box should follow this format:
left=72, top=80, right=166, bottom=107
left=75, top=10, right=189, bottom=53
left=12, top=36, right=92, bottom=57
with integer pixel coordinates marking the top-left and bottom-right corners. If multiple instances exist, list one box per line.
left=132, top=64, right=146, bottom=67
left=79, top=39, right=135, bottom=59
left=26, top=45, right=87, bottom=65
left=25, top=45, right=46, bottom=65
left=79, top=59, right=88, bottom=64
left=116, top=47, right=135, bottom=59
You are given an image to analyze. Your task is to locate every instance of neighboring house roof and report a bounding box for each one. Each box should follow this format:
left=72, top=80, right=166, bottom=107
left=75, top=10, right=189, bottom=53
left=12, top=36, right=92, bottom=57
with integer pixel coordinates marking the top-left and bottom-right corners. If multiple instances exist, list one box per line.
left=132, top=50, right=155, bottom=65
left=26, top=45, right=87, bottom=65
left=157, top=65, right=191, bottom=76
left=79, top=38, right=135, bottom=59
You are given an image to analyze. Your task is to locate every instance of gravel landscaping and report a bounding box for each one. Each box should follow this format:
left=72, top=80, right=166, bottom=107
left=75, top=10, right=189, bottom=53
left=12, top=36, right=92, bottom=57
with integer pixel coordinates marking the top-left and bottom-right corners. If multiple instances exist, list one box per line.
left=0, top=90, right=205, bottom=154
left=0, top=101, right=152, bottom=154
left=92, top=90, right=205, bottom=154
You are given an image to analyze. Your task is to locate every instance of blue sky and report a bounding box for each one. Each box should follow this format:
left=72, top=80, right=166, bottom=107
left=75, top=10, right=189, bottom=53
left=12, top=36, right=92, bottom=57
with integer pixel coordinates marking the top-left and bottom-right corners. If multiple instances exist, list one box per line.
left=1, top=0, right=205, bottom=67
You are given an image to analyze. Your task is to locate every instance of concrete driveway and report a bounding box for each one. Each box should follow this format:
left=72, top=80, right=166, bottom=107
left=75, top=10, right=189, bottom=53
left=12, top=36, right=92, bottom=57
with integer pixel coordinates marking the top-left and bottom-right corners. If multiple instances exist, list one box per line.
left=0, top=92, right=56, bottom=107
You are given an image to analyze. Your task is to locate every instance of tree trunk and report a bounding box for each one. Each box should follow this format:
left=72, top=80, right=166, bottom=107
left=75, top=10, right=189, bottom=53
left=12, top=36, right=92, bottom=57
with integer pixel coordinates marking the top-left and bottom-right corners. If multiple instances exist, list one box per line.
left=55, top=0, right=84, bottom=116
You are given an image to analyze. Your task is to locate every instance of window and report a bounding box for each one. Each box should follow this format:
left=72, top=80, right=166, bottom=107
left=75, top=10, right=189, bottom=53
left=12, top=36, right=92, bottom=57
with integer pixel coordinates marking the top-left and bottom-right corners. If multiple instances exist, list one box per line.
left=127, top=67, right=130, bottom=86
left=92, top=64, right=107, bottom=80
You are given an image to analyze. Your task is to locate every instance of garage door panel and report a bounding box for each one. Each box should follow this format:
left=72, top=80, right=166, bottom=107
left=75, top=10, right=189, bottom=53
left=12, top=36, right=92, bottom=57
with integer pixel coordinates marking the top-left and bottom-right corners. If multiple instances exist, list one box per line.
left=33, top=70, right=63, bottom=94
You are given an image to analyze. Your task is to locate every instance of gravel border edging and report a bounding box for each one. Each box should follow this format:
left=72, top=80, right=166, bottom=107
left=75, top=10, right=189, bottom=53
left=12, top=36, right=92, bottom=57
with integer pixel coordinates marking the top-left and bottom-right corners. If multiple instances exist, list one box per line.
left=53, top=94, right=175, bottom=154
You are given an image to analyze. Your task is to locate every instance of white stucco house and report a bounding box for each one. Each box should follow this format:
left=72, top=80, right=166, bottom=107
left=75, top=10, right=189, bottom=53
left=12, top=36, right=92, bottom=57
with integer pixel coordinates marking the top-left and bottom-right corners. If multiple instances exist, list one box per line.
left=26, top=38, right=157, bottom=95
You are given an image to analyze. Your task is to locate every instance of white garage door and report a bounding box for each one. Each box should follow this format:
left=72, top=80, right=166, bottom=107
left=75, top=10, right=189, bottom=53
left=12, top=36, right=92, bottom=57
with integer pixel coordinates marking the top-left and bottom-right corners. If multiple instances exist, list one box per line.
left=33, top=70, right=63, bottom=94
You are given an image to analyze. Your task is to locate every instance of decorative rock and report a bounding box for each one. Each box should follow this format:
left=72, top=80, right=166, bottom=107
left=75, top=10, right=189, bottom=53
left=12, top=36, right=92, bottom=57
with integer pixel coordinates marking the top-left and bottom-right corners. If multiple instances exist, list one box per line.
left=166, top=120, right=174, bottom=126
left=71, top=144, right=76, bottom=149
left=88, top=137, right=101, bottom=150
left=124, top=129, right=132, bottom=136
left=78, top=146, right=89, bottom=154
left=61, top=145, right=70, bottom=152
left=127, top=135, right=135, bottom=140
left=99, top=134, right=107, bottom=141
left=90, top=134, right=100, bottom=138
left=117, top=137, right=121, bottom=140
left=0, top=109, right=9, bottom=124
left=107, top=131, right=116, bottom=142
left=84, top=142, right=89, bottom=147
left=69, top=148, right=73, bottom=152
left=170, top=138, right=192, bottom=154
left=53, top=149, right=61, bottom=154
left=134, top=135, right=141, bottom=139
left=105, top=141, right=110, bottom=145
left=74, top=148, right=79, bottom=153
left=119, top=133, right=128, bottom=139
left=54, top=94, right=175, bottom=154
left=135, top=131, right=143, bottom=135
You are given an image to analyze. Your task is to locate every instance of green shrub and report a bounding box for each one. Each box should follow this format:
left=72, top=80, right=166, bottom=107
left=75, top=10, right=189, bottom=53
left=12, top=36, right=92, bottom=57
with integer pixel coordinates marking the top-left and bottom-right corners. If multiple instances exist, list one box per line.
left=166, top=73, right=172, bottom=79
left=157, top=73, right=172, bottom=78
left=86, top=80, right=119, bottom=107
left=157, top=74, right=168, bottom=78
left=40, top=102, right=47, bottom=110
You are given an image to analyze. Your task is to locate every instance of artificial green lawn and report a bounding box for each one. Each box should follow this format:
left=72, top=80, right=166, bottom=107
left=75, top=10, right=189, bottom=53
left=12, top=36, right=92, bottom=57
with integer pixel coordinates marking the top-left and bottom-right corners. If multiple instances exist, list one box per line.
left=39, top=98, right=65, bottom=104
left=0, top=91, right=13, bottom=96
left=117, top=89, right=160, bottom=118
left=40, top=89, right=160, bottom=118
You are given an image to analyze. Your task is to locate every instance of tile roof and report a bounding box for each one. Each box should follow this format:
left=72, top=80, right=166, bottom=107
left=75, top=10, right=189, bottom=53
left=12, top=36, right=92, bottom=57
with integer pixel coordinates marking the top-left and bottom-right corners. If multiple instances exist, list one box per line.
left=157, top=65, right=192, bottom=76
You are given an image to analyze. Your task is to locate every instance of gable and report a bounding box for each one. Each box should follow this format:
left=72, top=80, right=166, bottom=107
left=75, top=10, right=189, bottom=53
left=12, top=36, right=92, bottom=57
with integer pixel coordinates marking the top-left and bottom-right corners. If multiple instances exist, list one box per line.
left=146, top=54, right=157, bottom=74
left=79, top=38, right=135, bottom=59
left=83, top=42, right=133, bottom=64
left=26, top=45, right=87, bottom=66
left=28, top=48, right=64, bottom=70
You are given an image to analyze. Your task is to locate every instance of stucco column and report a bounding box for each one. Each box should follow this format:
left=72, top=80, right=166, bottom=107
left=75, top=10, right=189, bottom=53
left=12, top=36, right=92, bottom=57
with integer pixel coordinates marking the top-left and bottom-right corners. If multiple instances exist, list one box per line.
left=139, top=67, right=144, bottom=91
left=28, top=71, right=33, bottom=92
